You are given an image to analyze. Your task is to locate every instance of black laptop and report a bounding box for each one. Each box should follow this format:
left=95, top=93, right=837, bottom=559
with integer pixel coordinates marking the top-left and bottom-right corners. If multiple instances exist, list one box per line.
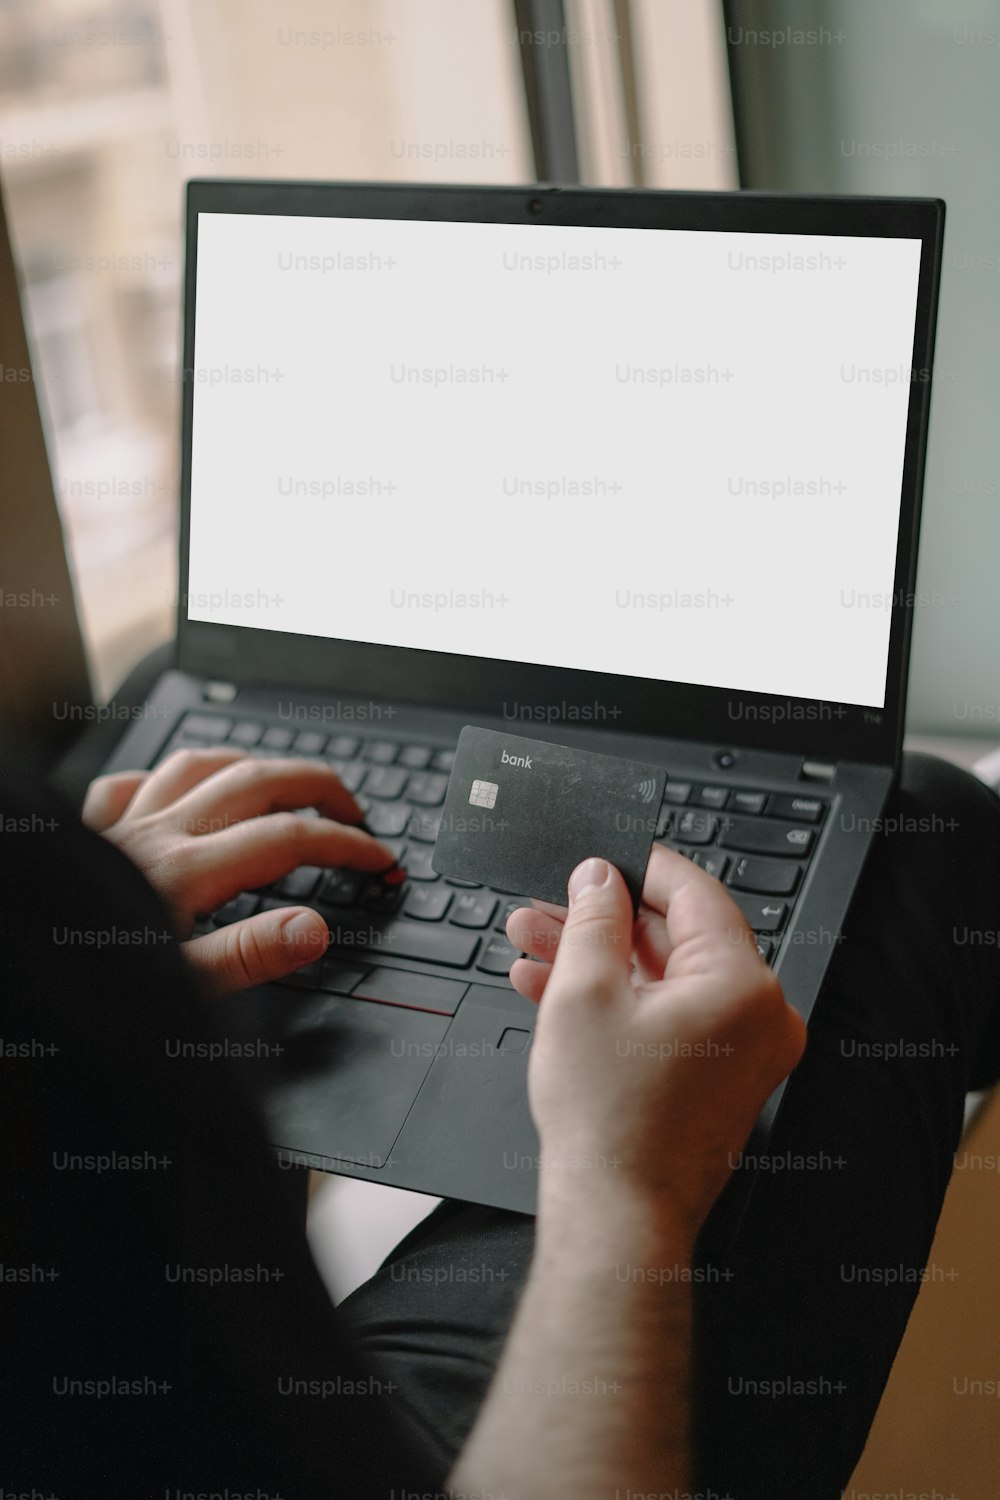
left=102, top=179, right=943, bottom=1233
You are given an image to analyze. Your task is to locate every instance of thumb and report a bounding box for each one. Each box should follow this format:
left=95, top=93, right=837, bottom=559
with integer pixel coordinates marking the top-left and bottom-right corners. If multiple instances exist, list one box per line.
left=546, top=857, right=634, bottom=1002
left=183, top=907, right=329, bottom=994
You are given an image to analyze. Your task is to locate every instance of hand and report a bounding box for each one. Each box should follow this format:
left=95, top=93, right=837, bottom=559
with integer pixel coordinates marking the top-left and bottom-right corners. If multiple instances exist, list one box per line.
left=505, top=847, right=806, bottom=1244
left=82, top=749, right=394, bottom=994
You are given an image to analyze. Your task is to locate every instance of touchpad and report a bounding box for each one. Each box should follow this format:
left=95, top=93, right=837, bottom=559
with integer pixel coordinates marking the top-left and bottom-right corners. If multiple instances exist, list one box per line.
left=257, top=991, right=452, bottom=1168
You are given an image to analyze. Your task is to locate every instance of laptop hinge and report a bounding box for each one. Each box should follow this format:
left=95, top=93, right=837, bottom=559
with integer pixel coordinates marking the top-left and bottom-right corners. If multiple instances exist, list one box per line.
left=202, top=680, right=238, bottom=704
left=799, top=759, right=836, bottom=783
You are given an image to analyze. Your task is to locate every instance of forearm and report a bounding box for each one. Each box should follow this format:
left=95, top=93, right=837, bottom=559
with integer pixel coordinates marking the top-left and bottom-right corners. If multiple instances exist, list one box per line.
left=450, top=1178, right=694, bottom=1500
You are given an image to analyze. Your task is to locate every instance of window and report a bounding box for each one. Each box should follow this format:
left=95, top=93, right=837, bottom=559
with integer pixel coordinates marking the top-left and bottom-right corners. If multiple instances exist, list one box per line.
left=1, top=0, right=732, bottom=699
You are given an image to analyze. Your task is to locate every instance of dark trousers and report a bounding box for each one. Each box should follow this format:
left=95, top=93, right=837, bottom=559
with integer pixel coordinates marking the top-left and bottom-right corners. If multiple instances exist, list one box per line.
left=3, top=753, right=999, bottom=1499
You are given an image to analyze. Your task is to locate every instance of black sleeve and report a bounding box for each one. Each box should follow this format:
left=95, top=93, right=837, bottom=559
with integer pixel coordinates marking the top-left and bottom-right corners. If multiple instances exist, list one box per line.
left=0, top=764, right=444, bottom=1499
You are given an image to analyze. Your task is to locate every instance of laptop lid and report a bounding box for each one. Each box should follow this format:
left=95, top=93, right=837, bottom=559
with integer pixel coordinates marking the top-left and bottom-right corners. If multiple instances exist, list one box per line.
left=176, top=181, right=943, bottom=769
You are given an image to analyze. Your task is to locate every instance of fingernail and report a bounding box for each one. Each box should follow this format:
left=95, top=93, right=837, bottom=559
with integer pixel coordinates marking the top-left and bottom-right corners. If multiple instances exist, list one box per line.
left=281, top=910, right=325, bottom=949
left=569, top=858, right=612, bottom=901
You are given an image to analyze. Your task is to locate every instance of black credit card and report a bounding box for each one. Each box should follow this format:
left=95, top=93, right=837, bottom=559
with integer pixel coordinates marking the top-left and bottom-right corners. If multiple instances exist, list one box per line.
left=431, top=725, right=667, bottom=910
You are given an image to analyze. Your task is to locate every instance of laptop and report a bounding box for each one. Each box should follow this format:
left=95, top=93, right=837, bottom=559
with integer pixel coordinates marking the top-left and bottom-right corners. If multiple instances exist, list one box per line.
left=101, top=179, right=943, bottom=1239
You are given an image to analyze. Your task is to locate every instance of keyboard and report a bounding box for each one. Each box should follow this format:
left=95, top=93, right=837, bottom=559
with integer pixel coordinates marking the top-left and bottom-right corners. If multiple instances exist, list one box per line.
left=159, top=711, right=828, bottom=1011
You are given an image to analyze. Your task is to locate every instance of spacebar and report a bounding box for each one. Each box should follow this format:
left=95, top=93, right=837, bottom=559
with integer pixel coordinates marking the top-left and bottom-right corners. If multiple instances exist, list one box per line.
left=321, top=910, right=480, bottom=968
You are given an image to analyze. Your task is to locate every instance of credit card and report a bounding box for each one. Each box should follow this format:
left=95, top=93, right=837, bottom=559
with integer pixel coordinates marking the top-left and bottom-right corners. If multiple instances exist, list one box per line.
left=431, top=725, right=667, bottom=910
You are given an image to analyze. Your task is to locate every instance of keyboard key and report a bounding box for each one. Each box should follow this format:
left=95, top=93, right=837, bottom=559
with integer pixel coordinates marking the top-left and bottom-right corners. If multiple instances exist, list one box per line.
left=728, top=894, right=788, bottom=932
left=379, top=838, right=407, bottom=864
left=363, top=765, right=408, bottom=800
left=212, top=892, right=260, bottom=926
left=767, top=794, right=825, bottom=824
left=662, top=781, right=692, bottom=804
left=364, top=801, right=411, bottom=838
left=229, top=721, right=263, bottom=747
left=755, top=936, right=773, bottom=963
left=317, top=869, right=363, bottom=906
left=399, top=745, right=433, bottom=769
left=446, top=877, right=482, bottom=889
left=276, top=866, right=323, bottom=900
left=361, top=880, right=406, bottom=914
left=691, top=850, right=729, bottom=881
left=408, top=811, right=442, bottom=843
left=719, top=817, right=815, bottom=858
left=655, top=806, right=673, bottom=838
left=328, top=735, right=360, bottom=758
left=403, top=886, right=452, bottom=921
left=351, top=967, right=467, bottom=1015
left=404, top=846, right=440, bottom=876
left=294, top=731, right=326, bottom=756
left=182, top=713, right=230, bottom=741
left=450, top=892, right=498, bottom=929
left=731, top=790, right=766, bottom=816
left=363, top=740, right=398, bottom=764
left=260, top=726, right=294, bottom=751
left=431, top=748, right=455, bottom=772
left=698, top=786, right=730, bottom=810
left=168, top=734, right=214, bottom=752
left=326, top=916, right=480, bottom=968
left=405, top=771, right=450, bottom=807
left=674, top=810, right=718, bottom=845
left=477, top=936, right=520, bottom=976
left=327, top=760, right=365, bottom=793
left=728, top=856, right=802, bottom=897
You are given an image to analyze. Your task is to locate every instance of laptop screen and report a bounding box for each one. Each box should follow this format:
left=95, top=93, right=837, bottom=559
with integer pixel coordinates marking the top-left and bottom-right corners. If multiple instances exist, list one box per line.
left=186, top=211, right=923, bottom=711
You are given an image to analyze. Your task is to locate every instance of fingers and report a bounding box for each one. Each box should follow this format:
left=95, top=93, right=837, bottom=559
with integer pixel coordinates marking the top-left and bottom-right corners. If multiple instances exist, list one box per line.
left=509, top=956, right=550, bottom=1004
left=170, top=757, right=363, bottom=833
left=527, top=897, right=570, bottom=922
left=544, top=857, right=634, bottom=1003
left=642, top=842, right=740, bottom=931
left=630, top=902, right=676, bottom=979
left=506, top=906, right=562, bottom=962
left=81, top=771, right=148, bottom=831
left=183, top=906, right=329, bottom=994
left=509, top=849, right=753, bottom=988
left=178, top=812, right=395, bottom=915
left=508, top=891, right=671, bottom=982
left=126, top=748, right=251, bottom=817
left=641, top=844, right=761, bottom=973
left=636, top=849, right=799, bottom=1071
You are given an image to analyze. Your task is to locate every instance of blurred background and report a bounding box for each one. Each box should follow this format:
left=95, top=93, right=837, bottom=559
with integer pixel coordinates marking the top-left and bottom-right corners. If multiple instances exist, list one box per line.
left=0, top=0, right=734, bottom=699
left=6, top=0, right=999, bottom=731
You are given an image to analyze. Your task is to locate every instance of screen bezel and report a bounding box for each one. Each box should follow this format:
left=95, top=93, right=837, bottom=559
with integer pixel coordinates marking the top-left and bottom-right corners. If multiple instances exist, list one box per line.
left=177, top=179, right=944, bottom=766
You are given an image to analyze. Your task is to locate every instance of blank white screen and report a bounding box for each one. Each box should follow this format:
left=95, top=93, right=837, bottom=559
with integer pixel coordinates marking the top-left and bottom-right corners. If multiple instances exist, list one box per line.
left=187, top=211, right=922, bottom=708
